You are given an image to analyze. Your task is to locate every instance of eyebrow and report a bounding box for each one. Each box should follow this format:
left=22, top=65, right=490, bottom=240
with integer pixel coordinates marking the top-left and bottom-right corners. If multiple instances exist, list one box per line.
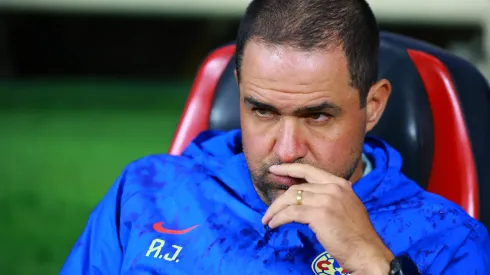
left=244, top=96, right=342, bottom=115
left=244, top=96, right=280, bottom=112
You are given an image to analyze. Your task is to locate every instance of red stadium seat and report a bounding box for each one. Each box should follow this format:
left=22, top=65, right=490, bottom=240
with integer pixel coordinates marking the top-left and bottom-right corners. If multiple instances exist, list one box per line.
left=169, top=32, right=490, bottom=228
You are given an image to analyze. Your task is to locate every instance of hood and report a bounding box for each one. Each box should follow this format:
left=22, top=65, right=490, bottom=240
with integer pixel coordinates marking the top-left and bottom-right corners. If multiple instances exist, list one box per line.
left=182, top=129, right=243, bottom=161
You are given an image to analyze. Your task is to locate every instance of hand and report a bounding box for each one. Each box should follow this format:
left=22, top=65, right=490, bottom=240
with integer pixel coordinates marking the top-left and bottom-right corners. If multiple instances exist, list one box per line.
left=261, top=163, right=394, bottom=275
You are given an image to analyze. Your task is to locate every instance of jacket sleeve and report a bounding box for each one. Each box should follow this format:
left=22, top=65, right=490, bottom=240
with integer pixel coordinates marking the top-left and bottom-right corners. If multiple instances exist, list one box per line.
left=59, top=172, right=126, bottom=275
left=437, top=223, right=490, bottom=274
left=408, top=220, right=490, bottom=275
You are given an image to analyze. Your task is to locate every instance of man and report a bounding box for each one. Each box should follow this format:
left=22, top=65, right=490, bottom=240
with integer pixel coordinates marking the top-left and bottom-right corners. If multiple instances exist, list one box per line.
left=60, top=0, right=490, bottom=274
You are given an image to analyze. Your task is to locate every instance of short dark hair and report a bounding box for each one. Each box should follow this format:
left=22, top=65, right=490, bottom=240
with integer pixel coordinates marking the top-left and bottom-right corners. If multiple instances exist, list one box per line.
left=235, top=0, right=379, bottom=108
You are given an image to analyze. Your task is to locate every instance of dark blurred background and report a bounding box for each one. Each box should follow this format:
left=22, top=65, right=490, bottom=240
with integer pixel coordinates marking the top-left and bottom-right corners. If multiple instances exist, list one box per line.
left=0, top=1, right=489, bottom=274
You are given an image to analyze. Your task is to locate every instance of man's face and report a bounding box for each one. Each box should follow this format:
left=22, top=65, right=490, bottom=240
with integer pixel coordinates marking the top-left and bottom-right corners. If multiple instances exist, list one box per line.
left=238, top=41, right=389, bottom=205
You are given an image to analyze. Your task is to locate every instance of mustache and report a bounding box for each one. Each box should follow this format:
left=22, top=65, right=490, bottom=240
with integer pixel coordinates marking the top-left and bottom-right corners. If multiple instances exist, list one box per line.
left=261, top=157, right=309, bottom=169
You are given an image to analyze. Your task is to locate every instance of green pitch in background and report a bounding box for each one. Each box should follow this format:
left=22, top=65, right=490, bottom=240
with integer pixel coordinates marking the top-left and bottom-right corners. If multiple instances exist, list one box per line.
left=0, top=80, right=190, bottom=275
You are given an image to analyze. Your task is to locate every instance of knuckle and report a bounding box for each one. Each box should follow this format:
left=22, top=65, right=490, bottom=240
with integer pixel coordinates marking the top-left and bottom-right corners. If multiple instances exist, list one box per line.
left=340, top=180, right=351, bottom=188
left=314, top=193, right=329, bottom=206
left=288, top=184, right=300, bottom=191
left=283, top=206, right=299, bottom=222
left=329, top=184, right=343, bottom=194
left=321, top=194, right=336, bottom=209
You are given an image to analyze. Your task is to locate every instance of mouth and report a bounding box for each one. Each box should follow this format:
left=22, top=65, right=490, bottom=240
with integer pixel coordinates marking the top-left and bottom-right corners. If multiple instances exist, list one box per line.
left=268, top=173, right=305, bottom=188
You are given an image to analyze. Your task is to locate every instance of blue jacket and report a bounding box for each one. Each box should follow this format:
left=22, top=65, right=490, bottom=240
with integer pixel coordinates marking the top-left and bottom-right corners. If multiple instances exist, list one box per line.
left=60, top=129, right=490, bottom=274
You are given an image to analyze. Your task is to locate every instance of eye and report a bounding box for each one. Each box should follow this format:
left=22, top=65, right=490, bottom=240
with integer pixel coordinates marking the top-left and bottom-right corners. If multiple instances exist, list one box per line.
left=308, top=113, right=331, bottom=123
left=253, top=108, right=275, bottom=119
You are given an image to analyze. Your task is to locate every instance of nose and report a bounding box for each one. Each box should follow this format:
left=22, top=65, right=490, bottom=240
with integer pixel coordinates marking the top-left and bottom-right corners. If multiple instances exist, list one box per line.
left=272, top=118, right=308, bottom=163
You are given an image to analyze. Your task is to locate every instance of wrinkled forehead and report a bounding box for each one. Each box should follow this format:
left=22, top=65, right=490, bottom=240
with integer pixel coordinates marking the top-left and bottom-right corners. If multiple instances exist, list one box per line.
left=240, top=41, right=356, bottom=107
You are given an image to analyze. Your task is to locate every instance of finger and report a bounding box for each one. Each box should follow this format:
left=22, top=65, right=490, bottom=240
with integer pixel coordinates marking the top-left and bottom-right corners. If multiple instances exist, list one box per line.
left=268, top=205, right=317, bottom=229
left=261, top=183, right=340, bottom=224
left=262, top=189, right=334, bottom=225
left=262, top=190, right=311, bottom=224
left=269, top=163, right=345, bottom=185
left=287, top=183, right=346, bottom=195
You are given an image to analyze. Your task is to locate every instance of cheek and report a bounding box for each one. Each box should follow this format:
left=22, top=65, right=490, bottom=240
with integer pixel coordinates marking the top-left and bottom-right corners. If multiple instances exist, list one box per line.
left=308, top=136, right=361, bottom=177
left=309, top=138, right=345, bottom=164
left=241, top=114, right=272, bottom=162
left=308, top=117, right=365, bottom=169
left=242, top=127, right=270, bottom=159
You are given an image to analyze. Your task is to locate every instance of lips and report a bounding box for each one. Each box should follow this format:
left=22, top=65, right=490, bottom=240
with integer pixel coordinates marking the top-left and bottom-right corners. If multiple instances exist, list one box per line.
left=268, top=173, right=304, bottom=187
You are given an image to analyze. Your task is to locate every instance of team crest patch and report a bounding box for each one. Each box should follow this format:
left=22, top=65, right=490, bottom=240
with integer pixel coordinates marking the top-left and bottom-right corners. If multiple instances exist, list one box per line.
left=311, top=251, right=350, bottom=275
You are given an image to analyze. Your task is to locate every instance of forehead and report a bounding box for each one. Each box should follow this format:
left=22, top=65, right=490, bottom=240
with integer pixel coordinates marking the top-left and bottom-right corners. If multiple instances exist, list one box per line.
left=240, top=41, right=352, bottom=98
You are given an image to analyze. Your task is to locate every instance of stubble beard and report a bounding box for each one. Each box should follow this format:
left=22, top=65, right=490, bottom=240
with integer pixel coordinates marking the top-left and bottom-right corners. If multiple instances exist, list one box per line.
left=245, top=154, right=361, bottom=206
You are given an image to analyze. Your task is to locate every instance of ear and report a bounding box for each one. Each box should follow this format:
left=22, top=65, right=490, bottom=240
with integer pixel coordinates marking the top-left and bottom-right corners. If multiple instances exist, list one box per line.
left=365, top=79, right=391, bottom=132
left=234, top=69, right=238, bottom=83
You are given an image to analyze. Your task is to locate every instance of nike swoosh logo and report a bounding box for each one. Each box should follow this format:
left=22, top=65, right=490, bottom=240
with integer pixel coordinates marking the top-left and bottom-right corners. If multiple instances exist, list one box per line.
left=152, top=222, right=199, bottom=235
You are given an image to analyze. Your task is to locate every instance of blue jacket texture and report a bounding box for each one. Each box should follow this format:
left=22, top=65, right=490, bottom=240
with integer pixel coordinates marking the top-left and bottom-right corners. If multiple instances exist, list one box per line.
left=60, top=129, right=490, bottom=274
